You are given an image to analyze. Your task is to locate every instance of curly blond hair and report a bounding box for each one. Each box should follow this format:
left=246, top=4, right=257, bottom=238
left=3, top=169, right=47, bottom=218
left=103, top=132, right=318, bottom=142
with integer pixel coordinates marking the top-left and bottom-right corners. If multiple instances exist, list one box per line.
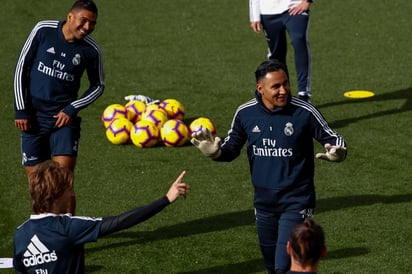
left=28, top=163, right=74, bottom=213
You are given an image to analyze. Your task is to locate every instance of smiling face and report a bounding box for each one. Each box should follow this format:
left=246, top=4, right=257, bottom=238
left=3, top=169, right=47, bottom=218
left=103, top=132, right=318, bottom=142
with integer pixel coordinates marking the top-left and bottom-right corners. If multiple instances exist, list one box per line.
left=63, top=8, right=97, bottom=42
left=256, top=69, right=290, bottom=110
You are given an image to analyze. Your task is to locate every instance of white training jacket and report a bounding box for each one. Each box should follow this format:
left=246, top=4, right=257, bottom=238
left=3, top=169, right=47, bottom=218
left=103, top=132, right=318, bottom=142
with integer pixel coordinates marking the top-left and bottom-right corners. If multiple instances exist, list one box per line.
left=249, top=0, right=303, bottom=22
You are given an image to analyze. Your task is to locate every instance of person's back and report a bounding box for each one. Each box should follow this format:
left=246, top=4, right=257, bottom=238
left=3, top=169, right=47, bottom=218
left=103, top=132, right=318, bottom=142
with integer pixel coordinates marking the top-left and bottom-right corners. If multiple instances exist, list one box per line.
left=13, top=162, right=190, bottom=273
left=13, top=214, right=101, bottom=273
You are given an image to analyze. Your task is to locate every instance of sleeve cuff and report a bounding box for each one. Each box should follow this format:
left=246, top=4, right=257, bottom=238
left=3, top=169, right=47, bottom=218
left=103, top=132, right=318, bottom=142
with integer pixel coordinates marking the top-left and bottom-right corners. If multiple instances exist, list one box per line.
left=15, top=110, right=29, bottom=120
left=63, top=104, right=78, bottom=117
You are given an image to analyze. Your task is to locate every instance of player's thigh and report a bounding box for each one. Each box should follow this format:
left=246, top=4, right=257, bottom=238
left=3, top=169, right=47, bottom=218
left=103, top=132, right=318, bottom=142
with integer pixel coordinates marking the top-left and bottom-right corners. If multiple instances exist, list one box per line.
left=52, top=155, right=77, bottom=171
left=261, top=14, right=287, bottom=61
left=275, top=212, right=306, bottom=270
left=278, top=212, right=306, bottom=246
left=261, top=14, right=285, bottom=37
left=255, top=209, right=280, bottom=246
left=50, top=117, right=81, bottom=157
left=285, top=12, right=310, bottom=41
left=21, top=131, right=51, bottom=166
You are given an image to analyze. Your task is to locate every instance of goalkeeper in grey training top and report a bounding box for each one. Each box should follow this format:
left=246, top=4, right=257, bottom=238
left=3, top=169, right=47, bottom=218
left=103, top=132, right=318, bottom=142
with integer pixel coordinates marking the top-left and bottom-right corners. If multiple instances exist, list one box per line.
left=191, top=59, right=346, bottom=274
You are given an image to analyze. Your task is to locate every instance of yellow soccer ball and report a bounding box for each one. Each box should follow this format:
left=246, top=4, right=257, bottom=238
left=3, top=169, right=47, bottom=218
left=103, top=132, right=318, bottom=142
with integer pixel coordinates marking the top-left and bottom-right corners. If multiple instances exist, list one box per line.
left=159, top=99, right=185, bottom=120
left=141, top=108, right=168, bottom=129
left=105, top=118, right=133, bottom=145
left=189, top=117, right=217, bottom=137
left=144, top=103, right=163, bottom=113
left=130, top=120, right=159, bottom=148
left=125, top=100, right=146, bottom=123
left=102, top=104, right=127, bottom=128
left=160, top=119, right=189, bottom=147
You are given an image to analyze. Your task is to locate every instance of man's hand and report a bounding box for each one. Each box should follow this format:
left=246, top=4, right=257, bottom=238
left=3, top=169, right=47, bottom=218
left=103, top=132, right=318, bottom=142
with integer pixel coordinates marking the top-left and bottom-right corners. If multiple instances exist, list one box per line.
left=166, top=171, right=191, bottom=203
left=289, top=1, right=311, bottom=16
left=250, top=21, right=261, bottom=33
left=190, top=128, right=222, bottom=158
left=54, top=111, right=72, bottom=128
left=316, top=143, right=347, bottom=162
left=15, top=119, right=30, bottom=131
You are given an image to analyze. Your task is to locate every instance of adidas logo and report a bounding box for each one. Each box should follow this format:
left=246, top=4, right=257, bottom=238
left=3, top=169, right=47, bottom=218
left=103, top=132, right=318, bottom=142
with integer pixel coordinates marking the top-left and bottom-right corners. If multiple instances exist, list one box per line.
left=46, top=47, right=55, bottom=54
left=22, top=235, right=58, bottom=267
left=252, top=125, right=261, bottom=133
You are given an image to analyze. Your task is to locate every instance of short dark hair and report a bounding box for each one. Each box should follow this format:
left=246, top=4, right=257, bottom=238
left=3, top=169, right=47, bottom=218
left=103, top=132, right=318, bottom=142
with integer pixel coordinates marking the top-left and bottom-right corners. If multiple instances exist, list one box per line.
left=70, top=0, right=98, bottom=16
left=289, top=219, right=325, bottom=266
left=255, top=59, right=288, bottom=83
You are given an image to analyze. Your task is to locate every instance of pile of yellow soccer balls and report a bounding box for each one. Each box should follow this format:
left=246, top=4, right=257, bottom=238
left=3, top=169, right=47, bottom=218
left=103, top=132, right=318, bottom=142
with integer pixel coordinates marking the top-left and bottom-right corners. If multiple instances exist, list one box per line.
left=102, top=98, right=217, bottom=148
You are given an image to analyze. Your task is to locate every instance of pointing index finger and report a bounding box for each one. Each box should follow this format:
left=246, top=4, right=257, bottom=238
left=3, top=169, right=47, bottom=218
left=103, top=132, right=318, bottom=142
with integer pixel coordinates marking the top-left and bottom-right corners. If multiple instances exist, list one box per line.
left=177, top=170, right=186, bottom=182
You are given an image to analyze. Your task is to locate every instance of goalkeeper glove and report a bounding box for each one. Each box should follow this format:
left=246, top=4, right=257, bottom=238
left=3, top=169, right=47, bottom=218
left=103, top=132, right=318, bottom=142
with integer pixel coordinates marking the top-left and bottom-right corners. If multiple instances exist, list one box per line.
left=190, top=128, right=221, bottom=158
left=316, top=143, right=347, bottom=162
left=124, top=94, right=159, bottom=105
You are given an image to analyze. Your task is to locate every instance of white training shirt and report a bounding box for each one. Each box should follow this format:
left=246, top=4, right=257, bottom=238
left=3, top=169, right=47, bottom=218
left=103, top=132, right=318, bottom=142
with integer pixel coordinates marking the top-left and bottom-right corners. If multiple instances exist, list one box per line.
left=249, top=0, right=303, bottom=22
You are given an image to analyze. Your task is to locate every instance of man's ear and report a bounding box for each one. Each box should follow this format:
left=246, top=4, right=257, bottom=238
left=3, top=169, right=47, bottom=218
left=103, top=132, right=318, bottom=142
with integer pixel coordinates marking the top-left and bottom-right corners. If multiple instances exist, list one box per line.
left=67, top=12, right=74, bottom=22
left=256, top=82, right=263, bottom=94
left=286, top=241, right=292, bottom=255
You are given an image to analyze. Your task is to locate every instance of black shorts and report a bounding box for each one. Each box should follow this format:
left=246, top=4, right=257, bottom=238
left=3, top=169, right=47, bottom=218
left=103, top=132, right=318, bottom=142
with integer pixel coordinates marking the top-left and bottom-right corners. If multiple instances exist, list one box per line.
left=21, top=116, right=81, bottom=166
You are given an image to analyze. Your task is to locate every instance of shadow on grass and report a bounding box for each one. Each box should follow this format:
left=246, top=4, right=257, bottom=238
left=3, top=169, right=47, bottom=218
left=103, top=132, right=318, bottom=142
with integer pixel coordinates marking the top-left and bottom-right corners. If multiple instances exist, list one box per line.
left=316, top=193, right=412, bottom=213
left=86, top=193, right=411, bottom=253
left=174, top=247, right=369, bottom=274
left=84, top=251, right=369, bottom=274
left=84, top=265, right=103, bottom=273
left=326, top=247, right=369, bottom=260
left=316, top=87, right=412, bottom=129
left=85, top=259, right=265, bottom=274
left=176, top=258, right=264, bottom=274
left=86, top=209, right=255, bottom=252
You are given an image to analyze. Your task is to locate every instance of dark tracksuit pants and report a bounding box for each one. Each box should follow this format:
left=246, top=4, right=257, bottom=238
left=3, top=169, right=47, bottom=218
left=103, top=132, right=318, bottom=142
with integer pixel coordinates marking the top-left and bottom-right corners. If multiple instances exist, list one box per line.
left=255, top=209, right=308, bottom=273
left=261, top=11, right=311, bottom=97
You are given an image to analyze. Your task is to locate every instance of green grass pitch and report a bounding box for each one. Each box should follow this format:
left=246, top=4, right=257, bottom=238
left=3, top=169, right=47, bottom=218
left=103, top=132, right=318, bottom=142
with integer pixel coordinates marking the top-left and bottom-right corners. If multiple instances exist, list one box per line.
left=0, top=0, right=411, bottom=273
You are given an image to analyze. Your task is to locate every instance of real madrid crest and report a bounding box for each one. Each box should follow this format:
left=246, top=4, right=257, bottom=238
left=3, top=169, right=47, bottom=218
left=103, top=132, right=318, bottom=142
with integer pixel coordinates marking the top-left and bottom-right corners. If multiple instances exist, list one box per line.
left=284, top=122, right=294, bottom=136
left=72, top=54, right=81, bottom=66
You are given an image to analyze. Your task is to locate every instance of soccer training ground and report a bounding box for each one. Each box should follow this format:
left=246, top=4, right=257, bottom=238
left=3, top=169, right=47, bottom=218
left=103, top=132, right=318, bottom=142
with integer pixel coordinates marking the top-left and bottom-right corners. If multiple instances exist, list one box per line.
left=1, top=1, right=411, bottom=273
